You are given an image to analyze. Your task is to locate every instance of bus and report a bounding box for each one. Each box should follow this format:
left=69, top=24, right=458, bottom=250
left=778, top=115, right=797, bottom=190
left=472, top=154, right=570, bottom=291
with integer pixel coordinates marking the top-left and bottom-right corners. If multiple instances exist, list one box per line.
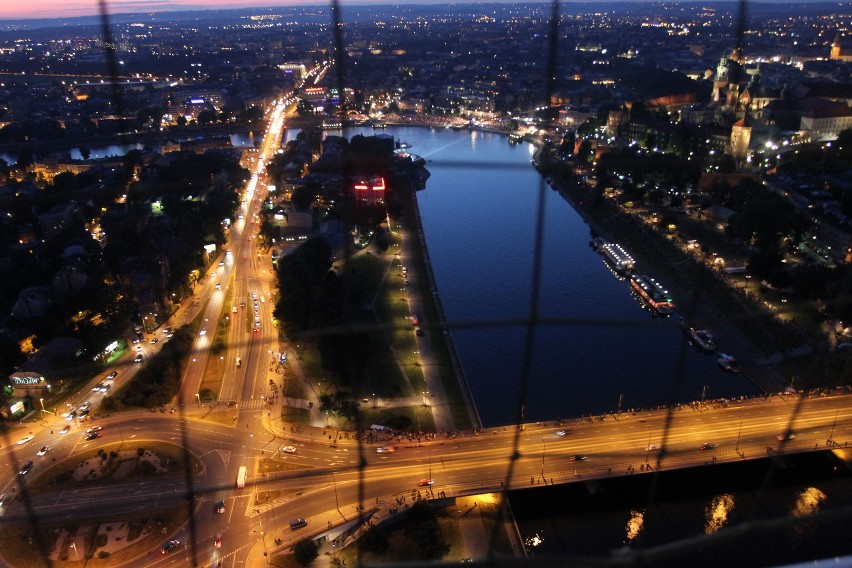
left=236, top=466, right=247, bottom=489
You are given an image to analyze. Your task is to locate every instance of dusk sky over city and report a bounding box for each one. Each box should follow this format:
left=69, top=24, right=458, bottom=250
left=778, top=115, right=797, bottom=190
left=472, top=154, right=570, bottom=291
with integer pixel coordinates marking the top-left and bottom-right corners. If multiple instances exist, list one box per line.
left=0, top=0, right=837, bottom=21
left=0, top=0, right=288, bottom=20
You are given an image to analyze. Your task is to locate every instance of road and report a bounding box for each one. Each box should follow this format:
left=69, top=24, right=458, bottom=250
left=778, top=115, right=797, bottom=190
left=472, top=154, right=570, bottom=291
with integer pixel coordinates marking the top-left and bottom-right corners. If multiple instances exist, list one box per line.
left=4, top=388, right=852, bottom=566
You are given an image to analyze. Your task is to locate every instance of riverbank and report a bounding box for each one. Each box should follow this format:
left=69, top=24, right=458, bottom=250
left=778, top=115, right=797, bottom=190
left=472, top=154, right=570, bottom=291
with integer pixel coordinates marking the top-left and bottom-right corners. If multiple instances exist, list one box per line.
left=394, top=166, right=482, bottom=432
left=0, top=121, right=268, bottom=157
left=533, top=150, right=792, bottom=394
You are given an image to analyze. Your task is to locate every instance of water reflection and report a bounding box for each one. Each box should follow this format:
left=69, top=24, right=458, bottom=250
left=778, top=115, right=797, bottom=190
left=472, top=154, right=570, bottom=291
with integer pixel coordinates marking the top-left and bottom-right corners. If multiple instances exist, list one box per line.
left=624, top=509, right=645, bottom=542
left=791, top=486, right=827, bottom=518
left=704, top=493, right=735, bottom=534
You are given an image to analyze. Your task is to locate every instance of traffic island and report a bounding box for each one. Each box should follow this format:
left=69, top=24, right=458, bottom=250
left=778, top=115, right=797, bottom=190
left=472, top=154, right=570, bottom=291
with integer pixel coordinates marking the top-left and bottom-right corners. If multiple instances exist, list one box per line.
left=25, top=441, right=203, bottom=492
left=0, top=506, right=188, bottom=567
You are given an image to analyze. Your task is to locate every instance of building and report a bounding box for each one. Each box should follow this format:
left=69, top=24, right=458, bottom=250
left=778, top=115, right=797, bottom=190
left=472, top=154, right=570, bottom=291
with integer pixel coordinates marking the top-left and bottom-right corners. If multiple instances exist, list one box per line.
left=829, top=33, right=852, bottom=62
left=353, top=177, right=386, bottom=204
left=800, top=106, right=852, bottom=141
left=728, top=118, right=752, bottom=161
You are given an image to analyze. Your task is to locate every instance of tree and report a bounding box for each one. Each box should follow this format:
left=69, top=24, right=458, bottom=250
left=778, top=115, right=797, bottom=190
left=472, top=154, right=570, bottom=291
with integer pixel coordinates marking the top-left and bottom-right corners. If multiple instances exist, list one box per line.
left=197, top=109, right=218, bottom=125
left=293, top=539, right=319, bottom=566
left=359, top=526, right=389, bottom=554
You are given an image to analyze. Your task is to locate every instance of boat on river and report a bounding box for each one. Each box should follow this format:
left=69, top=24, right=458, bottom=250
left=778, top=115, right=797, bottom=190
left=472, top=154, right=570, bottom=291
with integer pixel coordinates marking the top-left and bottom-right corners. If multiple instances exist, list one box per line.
left=682, top=324, right=717, bottom=352
left=596, top=240, right=636, bottom=274
left=717, top=352, right=741, bottom=372
left=630, top=274, right=674, bottom=316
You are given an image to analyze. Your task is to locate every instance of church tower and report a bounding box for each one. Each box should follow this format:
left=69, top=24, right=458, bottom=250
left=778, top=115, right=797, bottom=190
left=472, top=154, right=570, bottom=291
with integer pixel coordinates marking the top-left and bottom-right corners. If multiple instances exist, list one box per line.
left=729, top=118, right=751, bottom=161
left=831, top=33, right=842, bottom=60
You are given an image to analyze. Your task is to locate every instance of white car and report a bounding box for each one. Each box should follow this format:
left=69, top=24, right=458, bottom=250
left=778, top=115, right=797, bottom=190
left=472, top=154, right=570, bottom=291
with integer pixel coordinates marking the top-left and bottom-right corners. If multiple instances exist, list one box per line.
left=199, top=329, right=206, bottom=336
left=16, top=435, right=35, bottom=445
left=281, top=446, right=296, bottom=454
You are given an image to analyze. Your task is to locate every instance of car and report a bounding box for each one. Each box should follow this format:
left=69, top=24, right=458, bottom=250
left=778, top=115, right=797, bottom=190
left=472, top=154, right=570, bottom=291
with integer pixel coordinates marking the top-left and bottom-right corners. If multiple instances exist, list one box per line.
left=136, top=344, right=143, bottom=351
left=60, top=425, right=71, bottom=435
left=106, top=371, right=118, bottom=380
left=132, top=337, right=140, bottom=344
left=78, top=408, right=90, bottom=417
left=415, top=325, right=424, bottom=336
left=85, top=432, right=101, bottom=441
left=199, top=329, right=206, bottom=336
left=699, top=443, right=717, bottom=450
left=777, top=433, right=796, bottom=442
left=647, top=444, right=661, bottom=451
left=16, top=435, right=35, bottom=445
left=289, top=518, right=308, bottom=530
left=569, top=454, right=587, bottom=461
left=150, top=338, right=158, bottom=344
left=134, top=353, right=143, bottom=363
left=556, top=430, right=568, bottom=436
left=92, top=383, right=104, bottom=392
left=376, top=446, right=396, bottom=454
left=281, top=445, right=296, bottom=454
left=253, top=326, right=260, bottom=333
left=214, top=533, right=222, bottom=548
left=214, top=500, right=225, bottom=514
left=19, top=461, right=34, bottom=476
left=37, top=445, right=50, bottom=456
left=418, top=479, right=434, bottom=486
left=232, top=306, right=238, bottom=313
left=215, top=283, right=221, bottom=289
left=159, top=539, right=180, bottom=554
left=86, top=426, right=102, bottom=434
left=65, top=411, right=76, bottom=421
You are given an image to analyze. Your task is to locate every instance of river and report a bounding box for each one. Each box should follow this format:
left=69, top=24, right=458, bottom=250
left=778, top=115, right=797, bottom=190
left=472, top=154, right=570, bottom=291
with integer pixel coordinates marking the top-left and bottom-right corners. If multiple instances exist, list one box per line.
left=346, top=126, right=760, bottom=426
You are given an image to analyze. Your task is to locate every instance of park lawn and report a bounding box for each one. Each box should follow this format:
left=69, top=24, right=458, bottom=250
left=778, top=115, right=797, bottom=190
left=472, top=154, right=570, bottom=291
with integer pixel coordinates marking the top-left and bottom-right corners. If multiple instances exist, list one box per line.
left=358, top=404, right=436, bottom=433
left=280, top=406, right=311, bottom=425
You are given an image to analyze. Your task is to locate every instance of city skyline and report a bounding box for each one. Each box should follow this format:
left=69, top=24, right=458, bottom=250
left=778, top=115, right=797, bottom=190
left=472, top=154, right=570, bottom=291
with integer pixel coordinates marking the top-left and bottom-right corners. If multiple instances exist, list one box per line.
left=0, top=0, right=841, bottom=22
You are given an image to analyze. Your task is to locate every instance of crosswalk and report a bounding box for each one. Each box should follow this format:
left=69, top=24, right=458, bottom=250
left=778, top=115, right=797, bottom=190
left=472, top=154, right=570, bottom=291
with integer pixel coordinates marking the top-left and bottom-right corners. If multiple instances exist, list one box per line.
left=236, top=399, right=273, bottom=410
